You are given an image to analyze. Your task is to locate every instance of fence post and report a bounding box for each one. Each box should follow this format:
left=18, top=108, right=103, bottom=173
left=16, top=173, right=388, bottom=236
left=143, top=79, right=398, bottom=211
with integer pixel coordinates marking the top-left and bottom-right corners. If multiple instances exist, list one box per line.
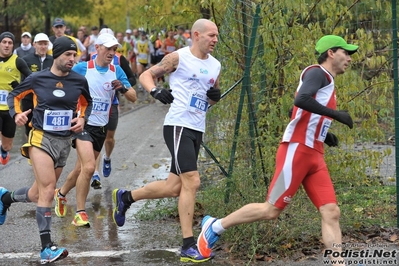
left=391, top=0, right=399, bottom=228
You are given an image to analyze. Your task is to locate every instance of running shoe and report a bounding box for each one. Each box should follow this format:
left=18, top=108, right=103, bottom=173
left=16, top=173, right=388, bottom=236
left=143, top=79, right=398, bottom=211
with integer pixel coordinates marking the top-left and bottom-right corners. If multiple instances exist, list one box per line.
left=91, top=174, right=102, bottom=189
left=103, top=156, right=111, bottom=177
left=0, top=151, right=10, bottom=165
left=0, top=187, right=9, bottom=225
left=180, top=245, right=214, bottom=263
left=71, top=212, right=90, bottom=227
left=54, top=188, right=67, bottom=218
left=40, top=243, right=68, bottom=264
left=197, top=215, right=220, bottom=257
left=112, top=189, right=130, bottom=226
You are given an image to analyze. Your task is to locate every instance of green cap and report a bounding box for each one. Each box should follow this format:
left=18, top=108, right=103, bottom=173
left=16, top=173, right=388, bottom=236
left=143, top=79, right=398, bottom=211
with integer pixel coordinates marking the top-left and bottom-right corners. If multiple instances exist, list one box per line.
left=315, top=35, right=358, bottom=55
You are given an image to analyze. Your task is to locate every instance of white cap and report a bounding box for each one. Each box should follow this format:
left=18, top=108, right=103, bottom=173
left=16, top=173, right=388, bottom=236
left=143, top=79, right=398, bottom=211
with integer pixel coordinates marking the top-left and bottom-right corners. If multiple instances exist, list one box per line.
left=21, top=32, right=32, bottom=38
left=99, top=28, right=114, bottom=36
left=33, top=33, right=50, bottom=43
left=95, top=33, right=121, bottom=48
left=125, top=29, right=132, bottom=34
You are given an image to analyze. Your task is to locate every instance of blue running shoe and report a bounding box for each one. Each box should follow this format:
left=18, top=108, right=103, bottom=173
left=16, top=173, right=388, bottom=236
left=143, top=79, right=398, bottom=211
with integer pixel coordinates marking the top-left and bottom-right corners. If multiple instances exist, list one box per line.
left=103, top=156, right=111, bottom=177
left=197, top=215, right=220, bottom=257
left=40, top=243, right=68, bottom=264
left=91, top=174, right=102, bottom=189
left=180, top=245, right=214, bottom=263
left=112, top=189, right=130, bottom=226
left=0, top=187, right=9, bottom=225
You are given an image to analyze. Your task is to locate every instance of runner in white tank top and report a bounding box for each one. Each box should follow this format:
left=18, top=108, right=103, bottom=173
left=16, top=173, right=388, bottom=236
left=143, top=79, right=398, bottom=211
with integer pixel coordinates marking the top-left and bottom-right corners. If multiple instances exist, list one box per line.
left=112, top=19, right=222, bottom=263
left=164, top=46, right=220, bottom=132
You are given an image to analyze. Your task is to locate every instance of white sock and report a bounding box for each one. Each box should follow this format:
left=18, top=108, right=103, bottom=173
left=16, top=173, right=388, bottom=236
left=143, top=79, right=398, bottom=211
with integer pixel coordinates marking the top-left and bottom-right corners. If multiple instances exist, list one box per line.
left=93, top=171, right=99, bottom=176
left=103, top=154, right=110, bottom=160
left=211, top=219, right=225, bottom=235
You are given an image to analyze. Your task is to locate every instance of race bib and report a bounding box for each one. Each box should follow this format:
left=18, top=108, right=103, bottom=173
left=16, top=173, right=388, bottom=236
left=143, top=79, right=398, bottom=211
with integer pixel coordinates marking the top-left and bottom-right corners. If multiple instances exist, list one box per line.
left=138, top=53, right=148, bottom=64
left=92, top=97, right=111, bottom=116
left=318, top=118, right=332, bottom=141
left=187, top=91, right=208, bottom=114
left=43, top=110, right=73, bottom=131
left=0, top=90, right=8, bottom=105
left=166, top=46, right=175, bottom=53
left=138, top=53, right=147, bottom=60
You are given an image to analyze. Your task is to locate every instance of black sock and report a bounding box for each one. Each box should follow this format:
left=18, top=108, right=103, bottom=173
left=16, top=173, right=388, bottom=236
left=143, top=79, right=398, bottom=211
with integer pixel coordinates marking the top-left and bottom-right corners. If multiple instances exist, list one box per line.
left=1, top=192, right=13, bottom=206
left=0, top=146, right=6, bottom=154
left=182, top=236, right=196, bottom=249
left=122, top=191, right=135, bottom=205
left=37, top=207, right=52, bottom=249
left=39, top=230, right=52, bottom=250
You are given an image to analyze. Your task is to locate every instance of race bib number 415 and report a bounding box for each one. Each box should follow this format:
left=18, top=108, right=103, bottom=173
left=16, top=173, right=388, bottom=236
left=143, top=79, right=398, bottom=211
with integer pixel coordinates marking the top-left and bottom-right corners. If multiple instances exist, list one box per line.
left=187, top=92, right=208, bottom=114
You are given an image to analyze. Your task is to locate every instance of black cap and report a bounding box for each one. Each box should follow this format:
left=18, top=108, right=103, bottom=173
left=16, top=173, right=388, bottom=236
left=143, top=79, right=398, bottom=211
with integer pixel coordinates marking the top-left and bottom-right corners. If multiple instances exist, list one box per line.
left=91, top=26, right=98, bottom=30
left=53, top=18, right=66, bottom=27
left=52, top=36, right=77, bottom=59
left=0, top=32, right=15, bottom=43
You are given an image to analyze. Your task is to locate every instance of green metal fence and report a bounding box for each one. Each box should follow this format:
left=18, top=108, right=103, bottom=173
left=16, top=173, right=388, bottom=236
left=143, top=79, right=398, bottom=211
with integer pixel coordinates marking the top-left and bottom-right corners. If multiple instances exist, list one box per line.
left=201, top=0, right=398, bottom=239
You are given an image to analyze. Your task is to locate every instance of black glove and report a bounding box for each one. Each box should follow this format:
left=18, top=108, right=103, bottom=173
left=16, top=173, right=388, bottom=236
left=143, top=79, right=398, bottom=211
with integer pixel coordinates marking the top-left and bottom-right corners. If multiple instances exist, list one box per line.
left=151, top=88, right=174, bottom=104
left=206, top=87, right=221, bottom=102
left=112, top=80, right=128, bottom=94
left=10, top=81, right=19, bottom=89
left=333, top=110, right=353, bottom=129
left=128, top=77, right=136, bottom=87
left=324, top=132, right=339, bottom=147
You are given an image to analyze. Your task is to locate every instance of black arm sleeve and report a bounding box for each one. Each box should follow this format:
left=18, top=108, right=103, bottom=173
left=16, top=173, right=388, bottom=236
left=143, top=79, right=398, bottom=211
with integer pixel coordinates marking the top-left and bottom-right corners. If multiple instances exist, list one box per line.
left=293, top=68, right=337, bottom=119
left=119, top=55, right=136, bottom=86
left=16, top=57, right=32, bottom=78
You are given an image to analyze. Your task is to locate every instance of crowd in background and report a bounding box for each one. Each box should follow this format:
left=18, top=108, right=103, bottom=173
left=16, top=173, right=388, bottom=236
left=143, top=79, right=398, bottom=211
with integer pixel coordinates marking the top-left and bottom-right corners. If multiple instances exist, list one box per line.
left=13, top=20, right=193, bottom=83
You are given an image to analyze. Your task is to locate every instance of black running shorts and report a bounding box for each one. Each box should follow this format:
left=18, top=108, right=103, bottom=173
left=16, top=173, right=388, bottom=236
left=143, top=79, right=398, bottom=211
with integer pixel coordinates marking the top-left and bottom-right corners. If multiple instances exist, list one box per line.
left=72, top=124, right=107, bottom=152
left=106, top=104, right=119, bottom=131
left=0, top=110, right=16, bottom=138
left=163, top=125, right=203, bottom=175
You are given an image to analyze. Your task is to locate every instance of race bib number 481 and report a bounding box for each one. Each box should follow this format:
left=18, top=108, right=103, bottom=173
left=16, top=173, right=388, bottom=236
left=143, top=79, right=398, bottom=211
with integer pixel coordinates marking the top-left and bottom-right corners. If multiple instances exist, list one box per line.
left=43, top=110, right=73, bottom=131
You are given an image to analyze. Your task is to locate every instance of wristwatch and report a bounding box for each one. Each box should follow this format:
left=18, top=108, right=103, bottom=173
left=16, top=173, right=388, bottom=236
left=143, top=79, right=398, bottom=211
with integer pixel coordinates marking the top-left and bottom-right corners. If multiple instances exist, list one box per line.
left=119, top=85, right=129, bottom=94
left=150, top=87, right=158, bottom=96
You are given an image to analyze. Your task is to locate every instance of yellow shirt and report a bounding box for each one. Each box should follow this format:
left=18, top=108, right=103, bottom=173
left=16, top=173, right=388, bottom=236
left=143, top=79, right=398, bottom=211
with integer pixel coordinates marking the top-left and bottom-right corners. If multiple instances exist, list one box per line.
left=116, top=42, right=131, bottom=58
left=48, top=35, right=82, bottom=57
left=0, top=54, right=20, bottom=110
left=137, top=41, right=149, bottom=64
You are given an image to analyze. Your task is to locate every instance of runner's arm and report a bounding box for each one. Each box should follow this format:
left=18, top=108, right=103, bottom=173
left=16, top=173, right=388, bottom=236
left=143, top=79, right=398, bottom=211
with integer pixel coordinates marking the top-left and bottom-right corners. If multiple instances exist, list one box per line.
left=120, top=55, right=136, bottom=86
left=16, top=57, right=32, bottom=78
left=7, top=74, right=34, bottom=118
left=294, top=68, right=336, bottom=118
left=140, top=51, right=178, bottom=93
left=79, top=79, right=93, bottom=120
left=207, top=74, right=221, bottom=105
left=115, top=66, right=137, bottom=103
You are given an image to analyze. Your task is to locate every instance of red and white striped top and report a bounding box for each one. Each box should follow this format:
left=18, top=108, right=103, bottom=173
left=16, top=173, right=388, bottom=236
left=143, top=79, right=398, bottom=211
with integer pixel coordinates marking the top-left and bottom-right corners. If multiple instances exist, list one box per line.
left=282, top=65, right=336, bottom=154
